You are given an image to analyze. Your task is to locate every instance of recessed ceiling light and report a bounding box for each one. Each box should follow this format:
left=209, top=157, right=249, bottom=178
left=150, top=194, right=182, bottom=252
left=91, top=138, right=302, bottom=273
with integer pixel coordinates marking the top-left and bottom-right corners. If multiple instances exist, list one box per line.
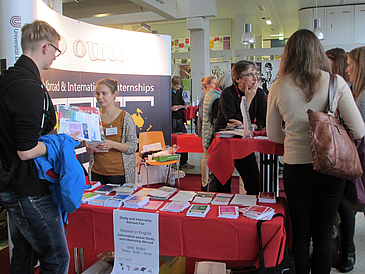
left=270, top=34, right=282, bottom=37
left=94, top=13, right=111, bottom=18
left=266, top=20, right=272, bottom=25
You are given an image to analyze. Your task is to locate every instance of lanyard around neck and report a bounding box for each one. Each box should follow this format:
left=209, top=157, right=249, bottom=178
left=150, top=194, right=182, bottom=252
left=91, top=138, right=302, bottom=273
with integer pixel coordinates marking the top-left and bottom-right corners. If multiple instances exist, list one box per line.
left=235, top=85, right=243, bottom=101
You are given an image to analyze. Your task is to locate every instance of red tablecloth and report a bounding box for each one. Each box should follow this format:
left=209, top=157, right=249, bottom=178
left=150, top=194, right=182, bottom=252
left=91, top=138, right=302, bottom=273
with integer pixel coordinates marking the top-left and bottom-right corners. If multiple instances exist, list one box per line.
left=171, top=133, right=204, bottom=153
left=184, top=105, right=199, bottom=120
left=207, top=136, right=284, bottom=184
left=67, top=196, right=287, bottom=268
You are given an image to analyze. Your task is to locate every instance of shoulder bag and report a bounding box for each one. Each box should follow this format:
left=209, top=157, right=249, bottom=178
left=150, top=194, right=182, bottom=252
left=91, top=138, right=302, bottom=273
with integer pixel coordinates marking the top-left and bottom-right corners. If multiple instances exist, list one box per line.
left=254, top=213, right=296, bottom=273
left=307, top=73, right=363, bottom=180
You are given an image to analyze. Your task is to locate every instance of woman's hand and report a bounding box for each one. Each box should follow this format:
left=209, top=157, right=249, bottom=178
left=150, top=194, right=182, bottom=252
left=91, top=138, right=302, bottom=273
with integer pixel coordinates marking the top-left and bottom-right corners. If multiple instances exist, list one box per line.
left=96, top=140, right=115, bottom=151
left=245, top=81, right=258, bottom=107
left=228, top=119, right=243, bottom=126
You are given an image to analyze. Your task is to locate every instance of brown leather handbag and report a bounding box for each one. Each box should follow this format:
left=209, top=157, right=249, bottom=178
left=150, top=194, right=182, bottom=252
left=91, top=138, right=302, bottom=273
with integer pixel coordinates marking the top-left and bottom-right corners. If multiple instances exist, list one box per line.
left=307, top=73, right=363, bottom=180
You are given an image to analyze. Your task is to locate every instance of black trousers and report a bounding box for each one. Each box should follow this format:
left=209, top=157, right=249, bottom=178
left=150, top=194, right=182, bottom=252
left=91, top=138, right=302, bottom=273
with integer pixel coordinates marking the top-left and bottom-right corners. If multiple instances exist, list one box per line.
left=283, top=163, right=345, bottom=274
left=172, top=118, right=188, bottom=165
left=208, top=152, right=259, bottom=194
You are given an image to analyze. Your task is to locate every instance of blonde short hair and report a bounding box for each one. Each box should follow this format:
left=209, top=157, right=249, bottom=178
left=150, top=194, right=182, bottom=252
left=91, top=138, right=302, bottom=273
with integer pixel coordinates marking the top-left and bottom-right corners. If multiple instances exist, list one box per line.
left=21, top=20, right=61, bottom=52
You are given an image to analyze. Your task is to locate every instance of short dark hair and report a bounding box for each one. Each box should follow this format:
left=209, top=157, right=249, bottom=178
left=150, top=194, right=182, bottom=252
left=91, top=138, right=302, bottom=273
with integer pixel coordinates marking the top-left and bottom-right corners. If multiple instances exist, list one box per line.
left=172, top=76, right=182, bottom=86
left=231, top=60, right=257, bottom=85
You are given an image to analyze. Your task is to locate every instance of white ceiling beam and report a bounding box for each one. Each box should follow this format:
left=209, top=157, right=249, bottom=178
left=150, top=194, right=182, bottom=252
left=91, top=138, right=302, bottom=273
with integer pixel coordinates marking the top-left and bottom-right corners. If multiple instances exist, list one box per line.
left=80, top=11, right=166, bottom=25
left=129, top=0, right=177, bottom=19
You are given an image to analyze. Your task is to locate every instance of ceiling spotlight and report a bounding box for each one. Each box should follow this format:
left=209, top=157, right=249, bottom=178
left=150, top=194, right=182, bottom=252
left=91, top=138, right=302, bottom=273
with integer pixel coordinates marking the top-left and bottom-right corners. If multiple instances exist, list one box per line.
left=241, top=23, right=255, bottom=44
left=265, top=20, right=272, bottom=25
left=136, top=23, right=151, bottom=32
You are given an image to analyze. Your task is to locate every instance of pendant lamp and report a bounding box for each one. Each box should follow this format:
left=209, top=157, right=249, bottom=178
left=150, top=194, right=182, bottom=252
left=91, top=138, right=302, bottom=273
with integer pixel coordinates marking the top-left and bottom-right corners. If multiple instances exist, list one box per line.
left=241, top=23, right=256, bottom=45
left=313, top=0, right=324, bottom=40
left=313, top=18, right=324, bottom=40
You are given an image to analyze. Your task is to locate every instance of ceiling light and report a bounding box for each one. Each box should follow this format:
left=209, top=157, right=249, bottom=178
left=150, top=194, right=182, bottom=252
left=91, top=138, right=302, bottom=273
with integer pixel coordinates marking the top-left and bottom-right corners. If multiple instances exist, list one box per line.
left=313, top=18, right=324, bottom=40
left=313, top=0, right=325, bottom=40
left=136, top=23, right=151, bottom=32
left=94, top=13, right=111, bottom=18
left=270, top=34, right=282, bottom=37
left=265, top=20, right=272, bottom=25
left=241, top=23, right=255, bottom=45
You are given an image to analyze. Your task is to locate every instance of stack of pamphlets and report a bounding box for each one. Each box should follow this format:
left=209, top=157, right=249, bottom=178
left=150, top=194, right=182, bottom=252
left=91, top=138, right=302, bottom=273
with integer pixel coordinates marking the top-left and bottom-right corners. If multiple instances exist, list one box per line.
left=123, top=195, right=150, bottom=209
left=88, top=195, right=111, bottom=206
left=84, top=181, right=101, bottom=192
left=133, top=188, right=156, bottom=196
left=160, top=201, right=190, bottom=212
left=114, top=183, right=138, bottom=195
left=211, top=193, right=234, bottom=205
left=142, top=201, right=164, bottom=210
left=230, top=194, right=257, bottom=207
left=149, top=186, right=177, bottom=200
left=82, top=192, right=100, bottom=204
left=94, top=184, right=119, bottom=195
left=169, top=191, right=196, bottom=202
left=218, top=206, right=239, bottom=219
left=258, top=192, right=277, bottom=203
left=104, top=194, right=131, bottom=208
left=239, top=205, right=275, bottom=220
left=192, top=192, right=215, bottom=204
left=186, top=204, right=210, bottom=217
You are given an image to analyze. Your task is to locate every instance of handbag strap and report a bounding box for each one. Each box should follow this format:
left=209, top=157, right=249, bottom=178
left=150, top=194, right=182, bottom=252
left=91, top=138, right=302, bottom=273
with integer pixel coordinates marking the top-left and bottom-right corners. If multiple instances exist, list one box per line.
left=328, top=73, right=338, bottom=115
left=257, top=213, right=288, bottom=271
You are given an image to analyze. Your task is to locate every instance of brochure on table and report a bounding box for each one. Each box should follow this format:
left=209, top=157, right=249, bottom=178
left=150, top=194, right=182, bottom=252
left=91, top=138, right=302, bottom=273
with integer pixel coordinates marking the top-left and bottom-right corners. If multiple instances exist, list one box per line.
left=111, top=210, right=159, bottom=274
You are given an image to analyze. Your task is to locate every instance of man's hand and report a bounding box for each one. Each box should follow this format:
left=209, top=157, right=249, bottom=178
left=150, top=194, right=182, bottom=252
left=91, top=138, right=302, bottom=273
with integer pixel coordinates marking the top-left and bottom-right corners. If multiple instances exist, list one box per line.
left=172, top=105, right=180, bottom=111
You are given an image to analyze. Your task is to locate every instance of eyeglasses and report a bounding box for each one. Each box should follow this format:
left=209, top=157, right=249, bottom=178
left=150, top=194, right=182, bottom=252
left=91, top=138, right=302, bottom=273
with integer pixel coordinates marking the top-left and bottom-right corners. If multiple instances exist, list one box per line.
left=241, top=72, right=259, bottom=78
left=43, top=43, right=62, bottom=57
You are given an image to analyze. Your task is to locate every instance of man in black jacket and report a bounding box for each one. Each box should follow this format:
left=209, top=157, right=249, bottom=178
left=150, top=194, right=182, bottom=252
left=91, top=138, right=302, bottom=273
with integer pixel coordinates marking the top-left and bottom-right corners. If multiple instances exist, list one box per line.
left=209, top=60, right=267, bottom=193
left=171, top=76, right=194, bottom=169
left=0, top=20, right=69, bottom=273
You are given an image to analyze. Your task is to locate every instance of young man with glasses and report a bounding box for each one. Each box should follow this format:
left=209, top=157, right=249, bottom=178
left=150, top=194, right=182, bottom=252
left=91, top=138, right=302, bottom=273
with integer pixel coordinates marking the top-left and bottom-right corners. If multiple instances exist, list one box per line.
left=209, top=60, right=267, bottom=193
left=0, top=20, right=70, bottom=273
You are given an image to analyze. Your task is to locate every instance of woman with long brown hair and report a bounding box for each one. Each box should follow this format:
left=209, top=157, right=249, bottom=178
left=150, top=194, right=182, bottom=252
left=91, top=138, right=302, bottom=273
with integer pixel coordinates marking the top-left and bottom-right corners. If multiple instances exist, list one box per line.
left=267, top=30, right=365, bottom=274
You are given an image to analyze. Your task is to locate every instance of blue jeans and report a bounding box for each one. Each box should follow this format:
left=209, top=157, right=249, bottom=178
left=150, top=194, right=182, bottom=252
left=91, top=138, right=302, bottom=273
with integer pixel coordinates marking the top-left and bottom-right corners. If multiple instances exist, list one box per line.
left=0, top=192, right=69, bottom=274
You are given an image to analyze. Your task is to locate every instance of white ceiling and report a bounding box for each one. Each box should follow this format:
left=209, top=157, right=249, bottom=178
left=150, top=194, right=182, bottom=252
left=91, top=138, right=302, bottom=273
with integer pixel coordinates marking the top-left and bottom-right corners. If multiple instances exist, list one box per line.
left=62, top=0, right=365, bottom=41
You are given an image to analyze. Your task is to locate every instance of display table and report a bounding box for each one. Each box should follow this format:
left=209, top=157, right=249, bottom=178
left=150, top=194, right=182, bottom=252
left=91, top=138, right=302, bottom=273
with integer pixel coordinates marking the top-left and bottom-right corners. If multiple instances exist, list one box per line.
left=171, top=133, right=204, bottom=153
left=67, top=196, right=287, bottom=271
left=207, top=136, right=284, bottom=193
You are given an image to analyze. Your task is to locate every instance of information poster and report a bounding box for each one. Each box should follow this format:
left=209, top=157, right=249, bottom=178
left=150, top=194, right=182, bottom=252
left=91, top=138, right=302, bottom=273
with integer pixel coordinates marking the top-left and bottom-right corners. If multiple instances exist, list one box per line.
left=111, top=210, right=159, bottom=274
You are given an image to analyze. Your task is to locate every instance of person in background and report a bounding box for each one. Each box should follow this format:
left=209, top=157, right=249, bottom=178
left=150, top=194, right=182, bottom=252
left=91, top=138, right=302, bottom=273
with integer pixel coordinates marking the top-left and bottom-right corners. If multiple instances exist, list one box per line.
left=326, top=48, right=350, bottom=83
left=86, top=78, right=137, bottom=185
left=267, top=29, right=365, bottom=274
left=0, top=20, right=71, bottom=273
left=326, top=47, right=356, bottom=273
left=201, top=73, right=232, bottom=191
left=209, top=60, right=267, bottom=193
left=196, top=76, right=217, bottom=138
left=334, top=46, right=365, bottom=272
left=171, top=76, right=194, bottom=169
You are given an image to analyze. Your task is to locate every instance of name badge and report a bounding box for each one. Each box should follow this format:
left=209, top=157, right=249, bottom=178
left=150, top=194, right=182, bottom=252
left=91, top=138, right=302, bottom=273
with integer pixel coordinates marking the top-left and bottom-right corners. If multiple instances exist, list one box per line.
left=106, top=127, right=118, bottom=136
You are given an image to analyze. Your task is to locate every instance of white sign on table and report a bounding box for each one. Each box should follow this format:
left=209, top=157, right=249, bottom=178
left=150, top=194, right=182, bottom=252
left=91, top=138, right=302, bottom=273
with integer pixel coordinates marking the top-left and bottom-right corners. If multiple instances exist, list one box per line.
left=111, top=210, right=159, bottom=274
